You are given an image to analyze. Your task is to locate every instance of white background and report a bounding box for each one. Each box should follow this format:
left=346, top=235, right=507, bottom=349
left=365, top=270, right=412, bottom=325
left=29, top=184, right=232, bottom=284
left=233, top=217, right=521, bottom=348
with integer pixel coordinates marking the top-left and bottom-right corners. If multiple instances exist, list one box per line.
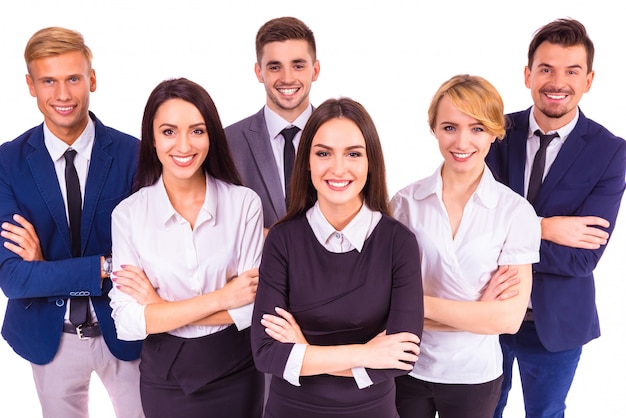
left=0, top=0, right=623, bottom=416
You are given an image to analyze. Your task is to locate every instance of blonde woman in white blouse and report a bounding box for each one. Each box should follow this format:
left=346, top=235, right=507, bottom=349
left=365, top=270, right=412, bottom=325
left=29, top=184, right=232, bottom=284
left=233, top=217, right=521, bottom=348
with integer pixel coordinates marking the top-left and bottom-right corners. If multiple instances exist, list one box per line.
left=391, top=75, right=541, bottom=418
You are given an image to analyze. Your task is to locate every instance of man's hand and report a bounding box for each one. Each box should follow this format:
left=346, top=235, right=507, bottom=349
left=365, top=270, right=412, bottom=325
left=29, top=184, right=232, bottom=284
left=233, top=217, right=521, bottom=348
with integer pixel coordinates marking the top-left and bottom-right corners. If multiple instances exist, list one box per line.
left=541, top=216, right=610, bottom=249
left=1, top=214, right=44, bottom=261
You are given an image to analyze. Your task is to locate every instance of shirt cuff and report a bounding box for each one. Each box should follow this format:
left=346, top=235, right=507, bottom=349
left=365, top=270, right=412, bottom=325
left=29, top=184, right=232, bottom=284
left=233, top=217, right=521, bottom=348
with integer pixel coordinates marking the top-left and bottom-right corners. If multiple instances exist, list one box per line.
left=283, top=343, right=306, bottom=386
left=227, top=302, right=253, bottom=330
left=352, top=366, right=373, bottom=389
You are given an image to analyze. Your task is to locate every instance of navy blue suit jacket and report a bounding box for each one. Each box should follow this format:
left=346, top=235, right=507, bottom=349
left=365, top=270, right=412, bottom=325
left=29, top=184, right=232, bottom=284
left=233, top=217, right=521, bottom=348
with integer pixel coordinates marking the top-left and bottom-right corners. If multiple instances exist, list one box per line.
left=486, top=107, right=626, bottom=352
left=225, top=108, right=286, bottom=228
left=0, top=113, right=143, bottom=364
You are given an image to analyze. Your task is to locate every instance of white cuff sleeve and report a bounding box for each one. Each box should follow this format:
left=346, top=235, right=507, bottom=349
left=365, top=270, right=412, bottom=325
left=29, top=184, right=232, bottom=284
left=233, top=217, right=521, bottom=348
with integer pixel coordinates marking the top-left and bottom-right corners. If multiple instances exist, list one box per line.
left=227, top=302, right=253, bottom=330
left=352, top=366, right=373, bottom=389
left=283, top=343, right=307, bottom=386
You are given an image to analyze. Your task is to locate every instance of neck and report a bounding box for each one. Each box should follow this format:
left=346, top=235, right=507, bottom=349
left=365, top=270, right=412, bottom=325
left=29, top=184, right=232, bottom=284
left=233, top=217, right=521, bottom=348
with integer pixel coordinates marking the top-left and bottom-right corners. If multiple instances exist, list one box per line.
left=440, top=163, right=483, bottom=198
left=533, top=107, right=575, bottom=133
left=162, top=171, right=206, bottom=207
left=318, top=199, right=363, bottom=231
left=268, top=101, right=309, bottom=124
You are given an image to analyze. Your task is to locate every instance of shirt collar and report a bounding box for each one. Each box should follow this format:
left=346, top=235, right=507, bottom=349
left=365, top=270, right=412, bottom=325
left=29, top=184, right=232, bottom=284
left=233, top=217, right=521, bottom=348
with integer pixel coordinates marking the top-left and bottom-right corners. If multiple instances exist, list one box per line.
left=43, top=117, right=95, bottom=162
left=412, top=163, right=498, bottom=209
left=264, top=104, right=313, bottom=140
left=528, top=106, right=579, bottom=140
left=306, top=201, right=376, bottom=252
left=155, top=174, right=217, bottom=227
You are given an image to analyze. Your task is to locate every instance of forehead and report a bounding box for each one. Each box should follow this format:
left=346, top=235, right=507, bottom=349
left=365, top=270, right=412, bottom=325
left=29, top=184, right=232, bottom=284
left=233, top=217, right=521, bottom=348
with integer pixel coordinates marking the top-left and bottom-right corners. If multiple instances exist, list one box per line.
left=531, top=42, right=588, bottom=69
left=154, top=98, right=203, bottom=122
left=260, top=39, right=314, bottom=64
left=436, top=96, right=478, bottom=124
left=312, top=118, right=365, bottom=146
left=29, top=50, right=91, bottom=76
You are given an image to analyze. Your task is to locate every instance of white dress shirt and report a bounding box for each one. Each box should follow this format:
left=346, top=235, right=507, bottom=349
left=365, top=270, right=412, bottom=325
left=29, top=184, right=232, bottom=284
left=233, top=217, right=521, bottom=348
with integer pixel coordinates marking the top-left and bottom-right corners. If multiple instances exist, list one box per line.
left=524, top=107, right=579, bottom=196
left=43, top=118, right=97, bottom=322
left=109, top=174, right=264, bottom=340
left=264, top=105, right=313, bottom=195
left=282, top=201, right=382, bottom=389
left=391, top=164, right=540, bottom=384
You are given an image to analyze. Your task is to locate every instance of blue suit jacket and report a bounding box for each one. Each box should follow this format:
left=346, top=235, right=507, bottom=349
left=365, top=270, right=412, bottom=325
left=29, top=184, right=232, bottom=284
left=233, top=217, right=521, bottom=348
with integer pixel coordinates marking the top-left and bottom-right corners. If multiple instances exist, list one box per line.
left=225, top=108, right=286, bottom=228
left=486, top=107, right=626, bottom=352
left=0, top=113, right=143, bottom=364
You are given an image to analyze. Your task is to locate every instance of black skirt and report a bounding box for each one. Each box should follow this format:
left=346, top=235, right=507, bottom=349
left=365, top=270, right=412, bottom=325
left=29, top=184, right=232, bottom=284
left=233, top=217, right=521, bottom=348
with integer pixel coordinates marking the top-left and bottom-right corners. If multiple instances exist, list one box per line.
left=139, top=325, right=263, bottom=418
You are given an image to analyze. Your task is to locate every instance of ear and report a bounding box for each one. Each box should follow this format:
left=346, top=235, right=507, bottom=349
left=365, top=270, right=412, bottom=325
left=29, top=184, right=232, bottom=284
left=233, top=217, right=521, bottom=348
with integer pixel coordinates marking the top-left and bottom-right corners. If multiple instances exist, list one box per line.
left=312, top=60, right=320, bottom=82
left=583, top=69, right=595, bottom=93
left=524, top=66, right=531, bottom=89
left=254, top=62, right=263, bottom=83
left=26, top=74, right=36, bottom=97
left=89, top=69, right=97, bottom=93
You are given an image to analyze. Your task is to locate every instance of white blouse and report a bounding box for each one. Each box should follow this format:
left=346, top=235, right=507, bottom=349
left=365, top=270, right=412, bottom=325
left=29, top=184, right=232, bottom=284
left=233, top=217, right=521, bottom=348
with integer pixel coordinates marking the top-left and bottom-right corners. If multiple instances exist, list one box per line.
left=391, top=164, right=540, bottom=384
left=109, top=174, right=264, bottom=340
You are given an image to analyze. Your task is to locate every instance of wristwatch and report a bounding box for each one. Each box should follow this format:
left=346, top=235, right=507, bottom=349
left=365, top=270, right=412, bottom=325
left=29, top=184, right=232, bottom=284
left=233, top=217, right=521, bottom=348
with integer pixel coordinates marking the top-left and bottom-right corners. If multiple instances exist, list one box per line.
left=102, top=253, right=113, bottom=278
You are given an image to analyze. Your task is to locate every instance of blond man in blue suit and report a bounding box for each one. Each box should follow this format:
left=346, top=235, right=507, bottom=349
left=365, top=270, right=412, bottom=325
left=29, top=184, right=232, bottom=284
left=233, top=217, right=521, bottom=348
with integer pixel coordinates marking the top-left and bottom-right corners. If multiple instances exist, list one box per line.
left=0, top=27, right=143, bottom=417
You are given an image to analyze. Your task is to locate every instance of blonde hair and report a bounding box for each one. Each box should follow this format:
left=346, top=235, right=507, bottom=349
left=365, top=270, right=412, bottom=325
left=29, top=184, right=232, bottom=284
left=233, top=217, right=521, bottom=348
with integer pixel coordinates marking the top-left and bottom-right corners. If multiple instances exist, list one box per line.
left=428, top=74, right=506, bottom=140
left=24, top=27, right=93, bottom=73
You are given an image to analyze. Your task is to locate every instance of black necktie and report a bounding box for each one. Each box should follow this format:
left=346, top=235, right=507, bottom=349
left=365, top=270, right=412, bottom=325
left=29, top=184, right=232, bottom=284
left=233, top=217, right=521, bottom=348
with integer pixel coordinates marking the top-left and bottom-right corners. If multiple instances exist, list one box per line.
left=281, top=126, right=300, bottom=204
left=64, top=149, right=88, bottom=326
left=527, top=130, right=559, bottom=204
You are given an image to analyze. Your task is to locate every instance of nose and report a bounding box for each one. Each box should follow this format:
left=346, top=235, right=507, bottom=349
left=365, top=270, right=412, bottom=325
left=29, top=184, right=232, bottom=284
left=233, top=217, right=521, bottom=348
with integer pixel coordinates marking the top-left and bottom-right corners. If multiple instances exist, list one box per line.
left=56, top=82, right=71, bottom=101
left=281, top=67, right=295, bottom=84
left=177, top=133, right=192, bottom=153
left=331, top=155, right=346, bottom=175
left=456, top=129, right=471, bottom=150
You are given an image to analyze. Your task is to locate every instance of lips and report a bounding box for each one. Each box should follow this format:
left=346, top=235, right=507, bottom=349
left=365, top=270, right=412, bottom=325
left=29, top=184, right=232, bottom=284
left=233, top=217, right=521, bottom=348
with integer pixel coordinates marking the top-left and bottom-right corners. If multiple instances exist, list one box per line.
left=54, top=105, right=75, bottom=114
left=171, top=155, right=195, bottom=166
left=326, top=180, right=351, bottom=189
left=277, top=87, right=299, bottom=96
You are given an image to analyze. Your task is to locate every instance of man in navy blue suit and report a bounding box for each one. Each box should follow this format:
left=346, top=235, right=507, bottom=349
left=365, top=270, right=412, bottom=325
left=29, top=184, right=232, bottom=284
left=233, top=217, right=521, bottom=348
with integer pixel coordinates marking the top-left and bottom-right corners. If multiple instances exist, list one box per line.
left=487, top=18, right=626, bottom=417
left=0, top=27, right=143, bottom=417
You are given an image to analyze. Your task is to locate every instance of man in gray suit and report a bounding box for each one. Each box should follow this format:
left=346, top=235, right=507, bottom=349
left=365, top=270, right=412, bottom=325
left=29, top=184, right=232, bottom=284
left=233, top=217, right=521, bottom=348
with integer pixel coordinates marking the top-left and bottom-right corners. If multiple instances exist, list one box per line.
left=225, top=17, right=320, bottom=234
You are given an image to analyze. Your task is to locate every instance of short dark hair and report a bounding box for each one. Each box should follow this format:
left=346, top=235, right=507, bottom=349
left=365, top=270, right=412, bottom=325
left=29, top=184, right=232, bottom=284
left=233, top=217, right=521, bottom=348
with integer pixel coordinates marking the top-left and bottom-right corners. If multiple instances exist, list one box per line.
left=135, top=78, right=241, bottom=191
left=280, top=97, right=390, bottom=224
left=255, top=17, right=316, bottom=63
left=528, top=18, right=594, bottom=72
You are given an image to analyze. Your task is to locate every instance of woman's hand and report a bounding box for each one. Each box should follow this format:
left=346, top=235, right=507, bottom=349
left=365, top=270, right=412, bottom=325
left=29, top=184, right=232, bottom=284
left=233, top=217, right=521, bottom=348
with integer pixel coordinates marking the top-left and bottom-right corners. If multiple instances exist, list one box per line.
left=480, top=265, right=520, bottom=301
left=361, top=331, right=420, bottom=371
left=261, top=307, right=308, bottom=344
left=113, top=264, right=163, bottom=305
left=218, top=267, right=259, bottom=310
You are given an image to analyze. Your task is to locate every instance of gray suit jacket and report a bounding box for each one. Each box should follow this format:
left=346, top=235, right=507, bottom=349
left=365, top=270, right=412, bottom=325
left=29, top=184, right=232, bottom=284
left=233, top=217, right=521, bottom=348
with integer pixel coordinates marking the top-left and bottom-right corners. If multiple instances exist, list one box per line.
left=225, top=108, right=286, bottom=228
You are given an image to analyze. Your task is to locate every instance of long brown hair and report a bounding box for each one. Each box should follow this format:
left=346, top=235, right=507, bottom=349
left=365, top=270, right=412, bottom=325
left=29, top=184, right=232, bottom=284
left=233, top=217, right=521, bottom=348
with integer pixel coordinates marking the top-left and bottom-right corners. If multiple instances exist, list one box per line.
left=280, top=97, right=390, bottom=224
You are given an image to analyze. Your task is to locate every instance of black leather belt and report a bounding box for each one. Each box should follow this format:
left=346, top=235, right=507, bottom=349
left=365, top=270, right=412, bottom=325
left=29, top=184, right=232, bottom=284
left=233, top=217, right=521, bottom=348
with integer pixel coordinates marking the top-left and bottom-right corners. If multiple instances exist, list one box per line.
left=63, top=322, right=101, bottom=339
left=523, top=309, right=534, bottom=322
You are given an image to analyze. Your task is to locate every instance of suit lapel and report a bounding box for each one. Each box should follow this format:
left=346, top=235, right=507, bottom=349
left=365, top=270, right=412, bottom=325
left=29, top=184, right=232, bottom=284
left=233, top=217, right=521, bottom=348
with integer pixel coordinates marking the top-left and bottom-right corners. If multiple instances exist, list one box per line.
left=508, top=111, right=531, bottom=197
left=533, top=116, right=588, bottom=211
left=26, top=127, right=73, bottom=255
left=81, top=117, right=113, bottom=255
left=246, top=110, right=286, bottom=217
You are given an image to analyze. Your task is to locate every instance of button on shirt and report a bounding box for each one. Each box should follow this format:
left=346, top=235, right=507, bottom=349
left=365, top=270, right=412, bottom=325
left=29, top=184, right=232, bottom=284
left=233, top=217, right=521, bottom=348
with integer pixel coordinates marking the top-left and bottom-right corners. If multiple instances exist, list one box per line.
left=283, top=201, right=382, bottom=389
left=264, top=105, right=313, bottom=196
left=109, top=175, right=264, bottom=340
left=391, top=164, right=540, bottom=384
left=44, top=119, right=97, bottom=323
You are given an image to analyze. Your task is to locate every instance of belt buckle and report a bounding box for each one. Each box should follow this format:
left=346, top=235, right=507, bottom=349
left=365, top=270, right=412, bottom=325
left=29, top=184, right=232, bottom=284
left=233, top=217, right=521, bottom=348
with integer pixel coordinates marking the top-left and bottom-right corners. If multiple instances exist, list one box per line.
left=75, top=324, right=89, bottom=340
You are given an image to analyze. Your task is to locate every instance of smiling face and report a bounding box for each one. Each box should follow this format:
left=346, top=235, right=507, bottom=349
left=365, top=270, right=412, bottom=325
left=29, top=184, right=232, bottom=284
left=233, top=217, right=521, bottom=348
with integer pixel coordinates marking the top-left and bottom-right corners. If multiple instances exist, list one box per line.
left=153, top=98, right=209, bottom=186
left=525, top=41, right=594, bottom=132
left=309, top=118, right=368, bottom=218
left=255, top=39, right=320, bottom=122
left=26, top=51, right=96, bottom=145
left=434, top=96, right=496, bottom=179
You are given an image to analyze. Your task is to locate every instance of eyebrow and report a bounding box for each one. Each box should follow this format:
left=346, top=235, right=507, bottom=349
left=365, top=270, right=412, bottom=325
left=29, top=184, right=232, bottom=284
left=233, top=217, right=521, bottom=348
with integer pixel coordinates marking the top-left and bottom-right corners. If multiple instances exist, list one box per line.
left=157, top=122, right=206, bottom=129
left=537, top=63, right=584, bottom=70
left=266, top=58, right=309, bottom=66
left=312, top=143, right=366, bottom=150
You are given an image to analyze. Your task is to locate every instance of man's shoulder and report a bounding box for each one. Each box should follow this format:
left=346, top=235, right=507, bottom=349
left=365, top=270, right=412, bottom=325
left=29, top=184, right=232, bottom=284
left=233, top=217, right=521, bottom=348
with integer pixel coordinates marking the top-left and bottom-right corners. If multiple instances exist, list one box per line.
left=224, top=108, right=265, bottom=139
left=0, top=125, right=41, bottom=158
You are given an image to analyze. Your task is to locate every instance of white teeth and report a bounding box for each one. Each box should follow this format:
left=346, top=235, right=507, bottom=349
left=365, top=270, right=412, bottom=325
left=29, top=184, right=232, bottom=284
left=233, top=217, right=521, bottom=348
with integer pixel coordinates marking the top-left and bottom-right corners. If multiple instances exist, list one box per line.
left=55, top=106, right=73, bottom=112
left=452, top=152, right=472, bottom=159
left=547, top=94, right=566, bottom=100
left=328, top=180, right=349, bottom=188
left=278, top=88, right=298, bottom=95
left=172, top=155, right=193, bottom=163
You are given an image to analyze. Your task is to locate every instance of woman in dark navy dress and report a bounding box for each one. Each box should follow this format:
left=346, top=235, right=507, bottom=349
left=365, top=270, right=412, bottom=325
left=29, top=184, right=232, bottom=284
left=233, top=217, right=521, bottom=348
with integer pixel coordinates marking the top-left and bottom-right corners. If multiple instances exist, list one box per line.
left=251, top=97, right=424, bottom=418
